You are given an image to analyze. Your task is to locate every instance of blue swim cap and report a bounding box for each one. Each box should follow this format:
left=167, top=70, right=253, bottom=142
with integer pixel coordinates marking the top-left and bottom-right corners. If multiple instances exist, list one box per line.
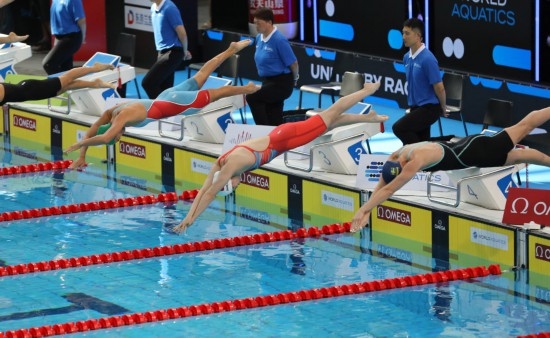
left=381, top=161, right=402, bottom=183
left=96, top=123, right=116, bottom=145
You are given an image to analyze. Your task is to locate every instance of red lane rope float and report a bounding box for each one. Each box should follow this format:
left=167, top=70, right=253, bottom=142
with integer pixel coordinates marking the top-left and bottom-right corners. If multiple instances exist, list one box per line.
left=0, top=190, right=195, bottom=223
left=0, top=160, right=72, bottom=177
left=0, top=222, right=350, bottom=278
left=0, top=264, right=503, bottom=337
left=518, top=334, right=550, bottom=338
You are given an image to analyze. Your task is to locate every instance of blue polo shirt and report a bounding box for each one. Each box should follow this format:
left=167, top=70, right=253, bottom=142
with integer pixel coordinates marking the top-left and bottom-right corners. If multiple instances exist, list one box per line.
left=254, top=28, right=297, bottom=77
left=151, top=0, right=184, bottom=51
left=50, top=0, right=85, bottom=36
left=403, top=47, right=441, bottom=107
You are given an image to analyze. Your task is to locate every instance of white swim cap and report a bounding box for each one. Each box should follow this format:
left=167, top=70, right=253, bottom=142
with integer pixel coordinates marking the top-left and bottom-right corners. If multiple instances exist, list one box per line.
left=213, top=171, right=233, bottom=196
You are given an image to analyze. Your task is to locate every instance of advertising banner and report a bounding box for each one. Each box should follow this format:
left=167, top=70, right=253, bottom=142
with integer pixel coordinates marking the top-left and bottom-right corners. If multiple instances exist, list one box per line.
left=502, top=187, right=550, bottom=226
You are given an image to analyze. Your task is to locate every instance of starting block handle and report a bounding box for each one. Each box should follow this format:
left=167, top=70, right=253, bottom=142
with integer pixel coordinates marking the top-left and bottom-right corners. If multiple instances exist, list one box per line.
left=427, top=165, right=517, bottom=207
left=283, top=132, right=369, bottom=172
left=158, top=103, right=235, bottom=141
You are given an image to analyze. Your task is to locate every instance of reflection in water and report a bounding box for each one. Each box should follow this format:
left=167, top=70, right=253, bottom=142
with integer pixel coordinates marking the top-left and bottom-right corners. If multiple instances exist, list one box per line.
left=431, top=260, right=453, bottom=322
left=288, top=219, right=306, bottom=276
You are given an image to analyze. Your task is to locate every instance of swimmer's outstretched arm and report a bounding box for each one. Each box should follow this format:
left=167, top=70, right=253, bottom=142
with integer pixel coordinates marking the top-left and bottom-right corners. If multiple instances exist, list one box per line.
left=64, top=106, right=118, bottom=169
left=350, top=160, right=421, bottom=232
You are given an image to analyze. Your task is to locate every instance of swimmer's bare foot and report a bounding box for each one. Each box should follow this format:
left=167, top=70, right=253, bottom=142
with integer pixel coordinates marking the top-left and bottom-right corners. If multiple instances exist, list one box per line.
left=362, top=110, right=389, bottom=123
left=243, top=82, right=260, bottom=94
left=91, top=62, right=115, bottom=72
left=93, top=78, right=117, bottom=89
left=229, top=39, right=252, bottom=53
left=8, top=32, right=29, bottom=43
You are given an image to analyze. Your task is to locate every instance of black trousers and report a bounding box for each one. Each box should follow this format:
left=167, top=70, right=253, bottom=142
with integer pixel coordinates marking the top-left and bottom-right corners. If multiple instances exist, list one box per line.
left=42, top=31, right=82, bottom=75
left=392, top=103, right=442, bottom=145
left=141, top=48, right=183, bottom=99
left=246, top=73, right=294, bottom=126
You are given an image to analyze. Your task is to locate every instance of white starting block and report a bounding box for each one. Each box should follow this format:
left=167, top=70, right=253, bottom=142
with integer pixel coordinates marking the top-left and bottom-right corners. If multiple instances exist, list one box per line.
left=427, top=165, right=523, bottom=209
left=47, top=52, right=135, bottom=115
left=0, top=38, right=32, bottom=81
left=284, top=103, right=383, bottom=174
left=158, top=92, right=245, bottom=143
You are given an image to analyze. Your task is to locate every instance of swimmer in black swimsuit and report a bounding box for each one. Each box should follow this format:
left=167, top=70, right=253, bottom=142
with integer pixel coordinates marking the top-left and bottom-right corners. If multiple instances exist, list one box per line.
left=351, top=106, right=550, bottom=232
left=0, top=62, right=117, bottom=105
left=174, top=82, right=388, bottom=233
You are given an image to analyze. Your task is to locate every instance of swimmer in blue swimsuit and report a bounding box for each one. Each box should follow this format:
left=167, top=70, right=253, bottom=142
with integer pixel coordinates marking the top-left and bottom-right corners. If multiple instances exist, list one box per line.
left=351, top=106, right=550, bottom=232
left=174, top=82, right=388, bottom=233
left=64, top=39, right=260, bottom=169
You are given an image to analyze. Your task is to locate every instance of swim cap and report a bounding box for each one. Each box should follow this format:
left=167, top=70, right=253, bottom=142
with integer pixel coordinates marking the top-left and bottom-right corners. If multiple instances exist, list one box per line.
left=96, top=123, right=116, bottom=145
left=381, top=161, right=402, bottom=183
left=213, top=171, right=233, bottom=196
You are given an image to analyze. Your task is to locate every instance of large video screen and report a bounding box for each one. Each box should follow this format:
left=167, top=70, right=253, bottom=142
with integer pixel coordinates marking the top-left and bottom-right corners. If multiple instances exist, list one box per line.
left=316, top=0, right=409, bottom=60
left=429, top=0, right=534, bottom=82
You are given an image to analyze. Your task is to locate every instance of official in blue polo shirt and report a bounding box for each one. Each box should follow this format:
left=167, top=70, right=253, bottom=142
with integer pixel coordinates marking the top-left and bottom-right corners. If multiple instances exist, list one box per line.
left=142, top=0, right=191, bottom=99
left=42, top=0, right=86, bottom=75
left=392, top=17, right=446, bottom=145
left=246, top=6, right=299, bottom=126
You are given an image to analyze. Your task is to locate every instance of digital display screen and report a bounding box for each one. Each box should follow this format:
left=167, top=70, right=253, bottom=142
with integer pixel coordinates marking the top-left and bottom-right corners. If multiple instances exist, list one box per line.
left=316, top=0, right=409, bottom=60
left=429, top=0, right=534, bottom=82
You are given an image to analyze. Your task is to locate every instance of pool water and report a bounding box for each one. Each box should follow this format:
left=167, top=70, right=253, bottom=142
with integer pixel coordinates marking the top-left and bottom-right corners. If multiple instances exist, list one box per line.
left=0, top=139, right=549, bottom=337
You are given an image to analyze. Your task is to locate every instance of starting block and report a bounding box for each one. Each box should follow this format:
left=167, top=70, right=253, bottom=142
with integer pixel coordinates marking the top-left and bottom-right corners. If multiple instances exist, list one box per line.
left=47, top=52, right=135, bottom=115
left=158, top=92, right=245, bottom=143
left=427, top=165, right=523, bottom=210
left=0, top=38, right=32, bottom=81
left=283, top=103, right=383, bottom=174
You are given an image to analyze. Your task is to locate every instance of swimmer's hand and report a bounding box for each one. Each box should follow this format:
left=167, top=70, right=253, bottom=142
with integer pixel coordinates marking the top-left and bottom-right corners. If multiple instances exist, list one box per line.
left=68, top=157, right=88, bottom=170
left=350, top=207, right=371, bottom=233
left=174, top=220, right=192, bottom=234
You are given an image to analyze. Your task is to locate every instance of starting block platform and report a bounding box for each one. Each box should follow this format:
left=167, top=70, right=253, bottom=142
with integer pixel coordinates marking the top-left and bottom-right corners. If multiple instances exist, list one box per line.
left=0, top=37, right=32, bottom=81
left=427, top=165, right=523, bottom=210
left=47, top=52, right=135, bottom=116
left=283, top=103, right=383, bottom=174
left=158, top=90, right=245, bottom=143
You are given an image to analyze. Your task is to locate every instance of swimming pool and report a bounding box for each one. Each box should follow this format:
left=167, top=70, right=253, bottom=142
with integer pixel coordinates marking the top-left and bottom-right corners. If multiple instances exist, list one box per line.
left=1, top=137, right=550, bottom=337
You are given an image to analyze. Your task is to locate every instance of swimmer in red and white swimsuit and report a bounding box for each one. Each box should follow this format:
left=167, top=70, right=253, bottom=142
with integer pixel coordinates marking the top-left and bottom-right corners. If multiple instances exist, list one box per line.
left=65, top=39, right=259, bottom=169
left=175, top=82, right=387, bottom=233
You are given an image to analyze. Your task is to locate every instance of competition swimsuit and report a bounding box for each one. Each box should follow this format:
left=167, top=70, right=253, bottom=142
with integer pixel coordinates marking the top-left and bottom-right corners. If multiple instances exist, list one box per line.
left=422, top=131, right=515, bottom=172
left=0, top=78, right=62, bottom=105
left=218, top=114, right=328, bottom=171
left=112, top=78, right=211, bottom=127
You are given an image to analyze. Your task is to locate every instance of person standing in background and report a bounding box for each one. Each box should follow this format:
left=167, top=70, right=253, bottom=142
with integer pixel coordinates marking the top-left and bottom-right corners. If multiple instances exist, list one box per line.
left=392, top=17, right=446, bottom=145
left=42, top=0, right=86, bottom=75
left=0, top=0, right=15, bottom=34
left=31, top=0, right=52, bottom=52
left=246, top=6, right=299, bottom=126
left=141, top=0, right=192, bottom=99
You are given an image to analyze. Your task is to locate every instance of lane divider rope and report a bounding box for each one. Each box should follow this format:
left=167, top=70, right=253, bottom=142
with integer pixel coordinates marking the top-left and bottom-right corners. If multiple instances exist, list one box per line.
left=0, top=160, right=72, bottom=176
left=0, top=264, right=503, bottom=337
left=0, top=222, right=348, bottom=278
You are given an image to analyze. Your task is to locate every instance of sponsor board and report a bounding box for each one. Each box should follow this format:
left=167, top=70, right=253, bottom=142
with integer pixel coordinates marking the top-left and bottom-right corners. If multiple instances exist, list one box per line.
left=62, top=121, right=106, bottom=163
left=116, top=136, right=161, bottom=174
left=356, top=154, right=451, bottom=192
left=503, top=187, right=550, bottom=226
left=529, top=234, right=550, bottom=276
left=9, top=109, right=51, bottom=146
left=370, top=200, right=432, bottom=246
left=236, top=168, right=287, bottom=205
left=174, top=150, right=216, bottom=191
left=124, top=5, right=153, bottom=32
left=303, top=180, right=359, bottom=225
left=449, top=216, right=515, bottom=267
